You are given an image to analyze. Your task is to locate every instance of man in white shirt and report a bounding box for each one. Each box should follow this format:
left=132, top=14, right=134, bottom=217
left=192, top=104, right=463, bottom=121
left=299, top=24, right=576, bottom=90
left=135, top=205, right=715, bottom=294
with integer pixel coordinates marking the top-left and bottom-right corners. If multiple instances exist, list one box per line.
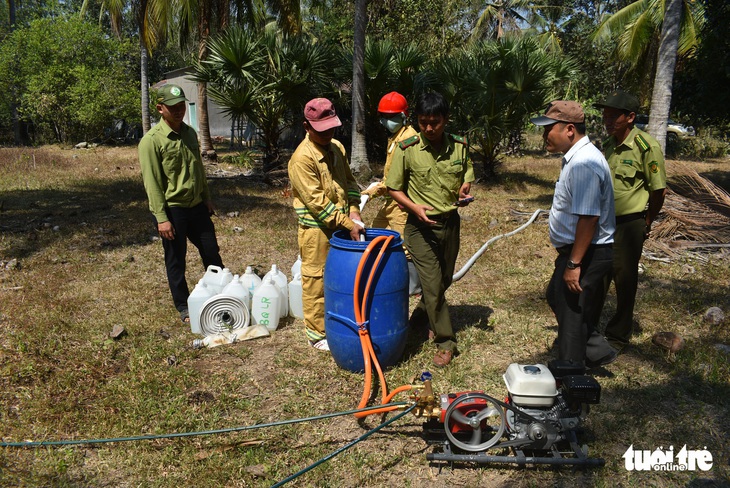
left=531, top=101, right=618, bottom=368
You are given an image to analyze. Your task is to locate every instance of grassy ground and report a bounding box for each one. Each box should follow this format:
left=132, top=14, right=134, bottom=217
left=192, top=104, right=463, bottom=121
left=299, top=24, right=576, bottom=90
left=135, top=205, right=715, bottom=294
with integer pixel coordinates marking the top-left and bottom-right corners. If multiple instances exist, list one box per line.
left=0, top=145, right=728, bottom=487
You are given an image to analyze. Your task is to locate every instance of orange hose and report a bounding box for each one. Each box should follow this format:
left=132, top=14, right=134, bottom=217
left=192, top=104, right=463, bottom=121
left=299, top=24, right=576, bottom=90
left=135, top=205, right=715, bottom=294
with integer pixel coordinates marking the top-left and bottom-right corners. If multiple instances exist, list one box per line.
left=354, top=236, right=389, bottom=414
left=362, top=237, right=392, bottom=403
left=353, top=233, right=387, bottom=416
left=357, top=330, right=372, bottom=411
left=383, top=384, right=413, bottom=404
left=352, top=234, right=414, bottom=418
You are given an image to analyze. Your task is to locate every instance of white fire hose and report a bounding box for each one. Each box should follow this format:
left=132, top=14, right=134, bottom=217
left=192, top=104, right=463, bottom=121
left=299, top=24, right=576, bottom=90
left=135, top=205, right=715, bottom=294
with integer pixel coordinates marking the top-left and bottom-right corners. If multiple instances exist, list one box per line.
left=453, top=209, right=547, bottom=282
left=192, top=295, right=269, bottom=349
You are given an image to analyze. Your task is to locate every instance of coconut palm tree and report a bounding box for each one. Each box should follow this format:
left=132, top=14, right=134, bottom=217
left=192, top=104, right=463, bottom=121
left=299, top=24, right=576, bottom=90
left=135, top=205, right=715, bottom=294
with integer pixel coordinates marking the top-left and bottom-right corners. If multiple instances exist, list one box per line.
left=647, top=0, right=683, bottom=152
left=594, top=0, right=704, bottom=151
left=472, top=0, right=535, bottom=40
left=593, top=0, right=703, bottom=72
left=350, top=0, right=368, bottom=174
left=83, top=0, right=167, bottom=135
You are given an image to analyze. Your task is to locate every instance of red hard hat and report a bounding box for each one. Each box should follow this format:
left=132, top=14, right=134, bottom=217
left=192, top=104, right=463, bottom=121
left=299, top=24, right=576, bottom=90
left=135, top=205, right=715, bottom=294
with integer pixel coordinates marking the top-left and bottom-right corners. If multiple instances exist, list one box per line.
left=378, top=91, right=408, bottom=115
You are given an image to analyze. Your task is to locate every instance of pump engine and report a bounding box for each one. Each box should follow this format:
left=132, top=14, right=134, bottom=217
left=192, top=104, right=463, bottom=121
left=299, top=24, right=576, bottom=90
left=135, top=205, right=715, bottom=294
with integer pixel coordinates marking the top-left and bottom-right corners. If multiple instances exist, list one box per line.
left=415, top=360, right=605, bottom=467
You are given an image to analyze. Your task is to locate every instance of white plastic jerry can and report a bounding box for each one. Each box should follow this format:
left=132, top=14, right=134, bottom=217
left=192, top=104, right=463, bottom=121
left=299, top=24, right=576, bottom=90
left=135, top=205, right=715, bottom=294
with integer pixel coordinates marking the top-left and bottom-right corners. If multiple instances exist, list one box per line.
left=202, top=265, right=233, bottom=295
left=288, top=273, right=304, bottom=319
left=241, top=266, right=262, bottom=307
left=188, top=279, right=214, bottom=335
left=251, top=276, right=281, bottom=332
left=291, top=255, right=301, bottom=281
left=221, top=274, right=251, bottom=311
left=263, top=264, right=288, bottom=318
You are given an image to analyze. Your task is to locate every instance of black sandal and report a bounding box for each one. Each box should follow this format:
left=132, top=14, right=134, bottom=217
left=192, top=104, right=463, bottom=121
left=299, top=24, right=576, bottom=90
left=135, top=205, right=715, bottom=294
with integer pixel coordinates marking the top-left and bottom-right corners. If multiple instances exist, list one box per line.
left=180, top=309, right=190, bottom=323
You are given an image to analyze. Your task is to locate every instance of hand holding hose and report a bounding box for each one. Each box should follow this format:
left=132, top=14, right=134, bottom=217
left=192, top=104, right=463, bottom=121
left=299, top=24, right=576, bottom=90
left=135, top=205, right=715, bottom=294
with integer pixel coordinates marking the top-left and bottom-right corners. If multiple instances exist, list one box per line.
left=349, top=212, right=365, bottom=241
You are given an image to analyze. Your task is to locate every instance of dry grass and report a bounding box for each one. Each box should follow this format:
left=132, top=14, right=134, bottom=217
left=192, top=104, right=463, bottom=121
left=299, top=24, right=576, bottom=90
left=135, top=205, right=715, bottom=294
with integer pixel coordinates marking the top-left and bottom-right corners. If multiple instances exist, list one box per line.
left=0, top=145, right=729, bottom=487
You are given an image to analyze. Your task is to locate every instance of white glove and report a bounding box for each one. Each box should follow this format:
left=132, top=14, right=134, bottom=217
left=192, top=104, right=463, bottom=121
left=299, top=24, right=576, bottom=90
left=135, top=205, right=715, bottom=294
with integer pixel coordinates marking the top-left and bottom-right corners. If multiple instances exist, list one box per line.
left=359, top=194, right=370, bottom=212
left=366, top=181, right=380, bottom=192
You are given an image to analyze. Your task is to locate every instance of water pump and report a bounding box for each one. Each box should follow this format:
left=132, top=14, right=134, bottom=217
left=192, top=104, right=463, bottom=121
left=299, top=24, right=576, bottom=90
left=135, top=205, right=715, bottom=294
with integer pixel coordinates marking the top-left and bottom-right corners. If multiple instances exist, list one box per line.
left=411, top=360, right=605, bottom=468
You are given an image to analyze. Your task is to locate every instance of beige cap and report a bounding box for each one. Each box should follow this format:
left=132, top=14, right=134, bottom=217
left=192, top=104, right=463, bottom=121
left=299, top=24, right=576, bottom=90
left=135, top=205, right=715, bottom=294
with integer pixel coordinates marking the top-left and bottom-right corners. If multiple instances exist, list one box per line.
left=531, top=100, right=585, bottom=125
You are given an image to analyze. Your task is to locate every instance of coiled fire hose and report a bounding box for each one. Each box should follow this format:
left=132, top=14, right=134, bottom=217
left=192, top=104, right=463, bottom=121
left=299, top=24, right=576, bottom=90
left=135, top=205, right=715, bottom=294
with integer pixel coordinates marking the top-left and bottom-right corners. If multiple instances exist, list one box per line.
left=199, top=295, right=250, bottom=336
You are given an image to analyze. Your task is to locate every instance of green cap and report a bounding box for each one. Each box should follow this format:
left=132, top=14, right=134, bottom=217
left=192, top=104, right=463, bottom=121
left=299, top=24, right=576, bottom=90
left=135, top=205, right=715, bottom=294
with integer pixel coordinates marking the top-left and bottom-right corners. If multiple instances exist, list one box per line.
left=156, top=84, right=187, bottom=106
left=594, top=89, right=640, bottom=114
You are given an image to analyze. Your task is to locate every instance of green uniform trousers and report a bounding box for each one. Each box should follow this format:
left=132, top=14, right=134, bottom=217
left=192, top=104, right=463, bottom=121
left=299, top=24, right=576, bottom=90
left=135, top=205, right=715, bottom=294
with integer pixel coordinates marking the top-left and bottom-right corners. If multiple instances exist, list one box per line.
left=404, top=211, right=460, bottom=353
left=605, top=217, right=646, bottom=343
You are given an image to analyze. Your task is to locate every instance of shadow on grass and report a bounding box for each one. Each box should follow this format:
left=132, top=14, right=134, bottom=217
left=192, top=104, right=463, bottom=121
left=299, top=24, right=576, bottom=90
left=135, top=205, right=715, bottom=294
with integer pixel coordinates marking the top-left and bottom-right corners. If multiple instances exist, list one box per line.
left=400, top=303, right=494, bottom=362
left=0, top=176, right=289, bottom=261
left=481, top=169, right=556, bottom=192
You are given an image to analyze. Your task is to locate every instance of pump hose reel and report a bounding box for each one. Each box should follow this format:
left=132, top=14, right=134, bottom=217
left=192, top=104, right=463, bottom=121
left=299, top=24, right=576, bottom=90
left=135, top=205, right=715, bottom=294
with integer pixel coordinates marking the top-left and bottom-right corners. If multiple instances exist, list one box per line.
left=199, top=295, right=250, bottom=336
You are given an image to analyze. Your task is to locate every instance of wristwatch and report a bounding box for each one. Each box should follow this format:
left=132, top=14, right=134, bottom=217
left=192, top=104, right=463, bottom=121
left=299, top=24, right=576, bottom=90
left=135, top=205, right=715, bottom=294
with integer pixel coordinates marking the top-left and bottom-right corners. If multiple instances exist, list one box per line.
left=567, top=259, right=581, bottom=270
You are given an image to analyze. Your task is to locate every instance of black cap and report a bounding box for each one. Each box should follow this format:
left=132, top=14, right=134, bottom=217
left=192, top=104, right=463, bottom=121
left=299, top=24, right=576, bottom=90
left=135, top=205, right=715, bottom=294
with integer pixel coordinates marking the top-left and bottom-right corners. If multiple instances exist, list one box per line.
left=594, top=90, right=640, bottom=113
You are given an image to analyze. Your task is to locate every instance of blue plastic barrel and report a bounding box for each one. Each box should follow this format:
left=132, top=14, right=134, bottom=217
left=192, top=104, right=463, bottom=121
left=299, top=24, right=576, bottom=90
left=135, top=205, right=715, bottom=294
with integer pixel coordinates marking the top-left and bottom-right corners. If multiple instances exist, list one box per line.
left=325, top=228, right=409, bottom=372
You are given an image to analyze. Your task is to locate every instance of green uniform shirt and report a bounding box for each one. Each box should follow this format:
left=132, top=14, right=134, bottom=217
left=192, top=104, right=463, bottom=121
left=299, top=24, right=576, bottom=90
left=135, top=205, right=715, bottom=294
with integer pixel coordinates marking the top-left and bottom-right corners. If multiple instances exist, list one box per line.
left=386, top=133, right=475, bottom=216
left=603, top=127, right=666, bottom=217
left=138, top=121, right=210, bottom=223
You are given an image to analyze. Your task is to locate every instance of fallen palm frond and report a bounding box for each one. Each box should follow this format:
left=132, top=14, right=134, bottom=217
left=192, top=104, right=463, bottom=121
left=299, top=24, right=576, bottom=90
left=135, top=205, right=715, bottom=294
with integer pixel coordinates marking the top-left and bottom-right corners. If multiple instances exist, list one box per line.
left=645, top=163, right=730, bottom=260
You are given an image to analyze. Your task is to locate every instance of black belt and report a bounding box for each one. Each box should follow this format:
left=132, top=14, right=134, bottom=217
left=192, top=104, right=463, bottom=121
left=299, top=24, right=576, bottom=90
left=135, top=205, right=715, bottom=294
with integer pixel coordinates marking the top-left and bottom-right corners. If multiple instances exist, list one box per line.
left=427, top=211, right=457, bottom=222
left=616, top=212, right=645, bottom=225
left=556, top=243, right=612, bottom=256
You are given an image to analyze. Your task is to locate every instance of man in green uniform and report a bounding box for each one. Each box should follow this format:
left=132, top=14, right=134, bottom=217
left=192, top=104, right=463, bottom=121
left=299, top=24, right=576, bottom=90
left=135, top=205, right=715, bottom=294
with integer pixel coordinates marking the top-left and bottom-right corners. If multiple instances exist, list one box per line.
left=138, top=84, right=224, bottom=323
left=387, top=92, right=474, bottom=367
left=595, top=90, right=667, bottom=347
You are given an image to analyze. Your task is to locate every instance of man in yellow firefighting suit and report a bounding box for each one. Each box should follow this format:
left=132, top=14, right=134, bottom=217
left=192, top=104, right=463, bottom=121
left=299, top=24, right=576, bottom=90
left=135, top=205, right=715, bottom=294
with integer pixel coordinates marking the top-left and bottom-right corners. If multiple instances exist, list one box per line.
left=288, top=98, right=364, bottom=351
left=361, top=92, right=421, bottom=294
left=361, top=92, right=418, bottom=234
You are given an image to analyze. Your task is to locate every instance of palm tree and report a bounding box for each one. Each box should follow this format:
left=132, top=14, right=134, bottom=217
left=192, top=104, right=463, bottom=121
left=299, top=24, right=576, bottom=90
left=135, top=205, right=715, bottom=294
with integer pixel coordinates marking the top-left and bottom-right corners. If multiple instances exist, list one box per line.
left=525, top=2, right=572, bottom=53
left=351, top=40, right=426, bottom=161
left=7, top=0, right=21, bottom=144
left=84, top=0, right=166, bottom=135
left=350, top=0, right=368, bottom=174
left=429, top=36, right=577, bottom=177
left=175, top=0, right=302, bottom=159
left=194, top=26, right=335, bottom=171
left=594, top=0, right=704, bottom=151
left=593, top=0, right=704, bottom=72
left=472, top=0, right=535, bottom=40
left=7, top=0, right=15, bottom=26
left=647, top=0, right=682, bottom=152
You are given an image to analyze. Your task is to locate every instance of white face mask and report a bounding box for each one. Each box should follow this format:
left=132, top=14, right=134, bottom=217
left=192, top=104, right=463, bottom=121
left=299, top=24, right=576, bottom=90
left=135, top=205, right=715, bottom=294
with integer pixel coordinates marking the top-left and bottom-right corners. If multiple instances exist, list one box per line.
left=380, top=114, right=405, bottom=134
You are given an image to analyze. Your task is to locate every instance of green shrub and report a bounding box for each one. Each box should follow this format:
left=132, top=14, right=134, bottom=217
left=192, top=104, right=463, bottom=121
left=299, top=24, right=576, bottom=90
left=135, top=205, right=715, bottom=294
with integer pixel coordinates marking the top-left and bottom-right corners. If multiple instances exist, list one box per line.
left=678, top=131, right=729, bottom=160
left=221, top=149, right=258, bottom=171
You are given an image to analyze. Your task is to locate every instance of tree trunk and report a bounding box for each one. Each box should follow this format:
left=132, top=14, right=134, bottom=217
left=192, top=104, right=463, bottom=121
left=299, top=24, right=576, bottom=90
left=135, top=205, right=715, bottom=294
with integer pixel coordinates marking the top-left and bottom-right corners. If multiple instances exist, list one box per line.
left=647, top=0, right=683, bottom=154
left=140, top=38, right=151, bottom=134
left=349, top=0, right=369, bottom=175
left=9, top=0, right=21, bottom=145
left=197, top=2, right=215, bottom=160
